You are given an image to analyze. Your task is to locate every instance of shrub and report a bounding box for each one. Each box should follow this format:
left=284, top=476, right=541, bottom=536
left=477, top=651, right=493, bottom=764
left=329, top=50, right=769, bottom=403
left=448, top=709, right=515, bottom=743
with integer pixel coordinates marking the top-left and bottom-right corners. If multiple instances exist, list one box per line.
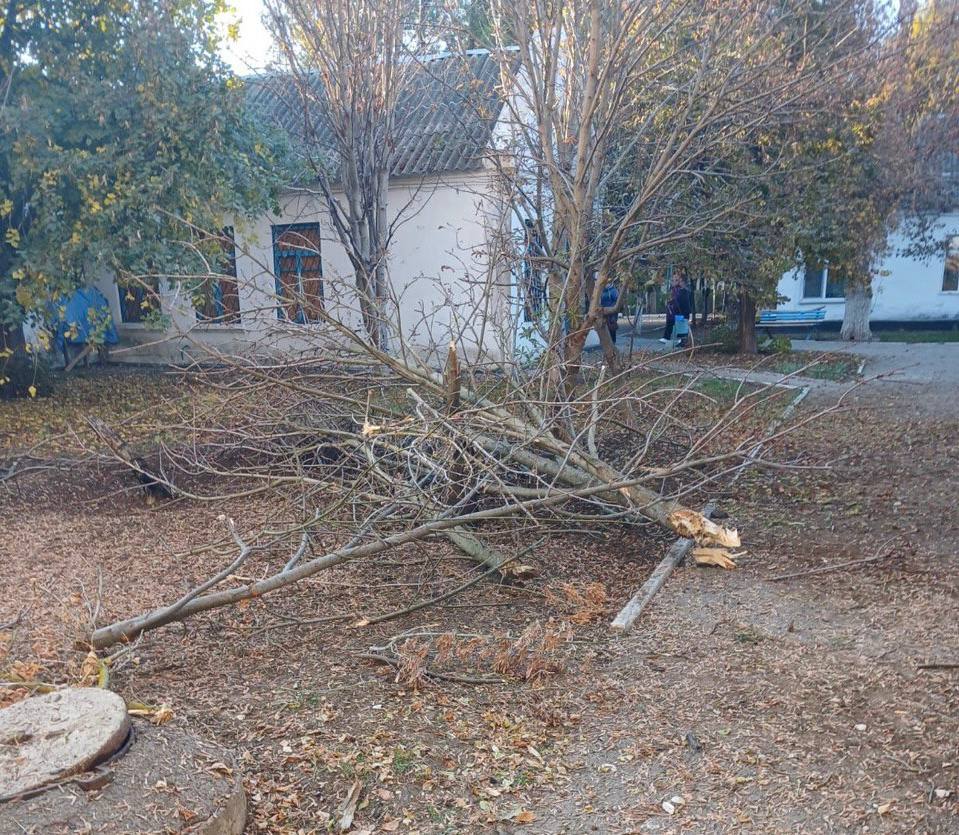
left=707, top=323, right=739, bottom=354
left=0, top=352, right=54, bottom=399
left=764, top=335, right=792, bottom=355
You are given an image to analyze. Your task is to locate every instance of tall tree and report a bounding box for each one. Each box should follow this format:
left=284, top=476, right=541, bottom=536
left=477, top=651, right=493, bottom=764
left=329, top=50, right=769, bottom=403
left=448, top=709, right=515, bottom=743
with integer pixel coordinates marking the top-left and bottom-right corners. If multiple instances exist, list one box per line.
left=606, top=0, right=890, bottom=354
left=0, top=0, right=283, bottom=365
left=796, top=1, right=959, bottom=341
left=484, top=0, right=887, bottom=390
left=265, top=0, right=422, bottom=351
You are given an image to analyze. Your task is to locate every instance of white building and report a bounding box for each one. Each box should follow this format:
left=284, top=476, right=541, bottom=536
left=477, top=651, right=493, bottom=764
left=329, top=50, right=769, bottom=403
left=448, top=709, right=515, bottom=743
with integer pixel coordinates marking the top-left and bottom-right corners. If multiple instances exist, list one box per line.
left=775, top=210, right=959, bottom=328
left=89, top=52, right=525, bottom=367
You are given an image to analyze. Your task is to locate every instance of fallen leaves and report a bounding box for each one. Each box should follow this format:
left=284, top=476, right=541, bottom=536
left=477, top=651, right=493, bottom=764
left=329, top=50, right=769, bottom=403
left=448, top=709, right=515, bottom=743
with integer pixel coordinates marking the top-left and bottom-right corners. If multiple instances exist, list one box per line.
left=544, top=582, right=608, bottom=624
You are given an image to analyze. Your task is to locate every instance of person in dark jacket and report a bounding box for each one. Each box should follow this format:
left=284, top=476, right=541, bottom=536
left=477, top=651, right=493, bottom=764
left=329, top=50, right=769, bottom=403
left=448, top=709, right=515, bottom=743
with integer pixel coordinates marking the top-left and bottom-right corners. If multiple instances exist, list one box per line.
left=600, top=283, right=619, bottom=343
left=660, top=274, right=692, bottom=343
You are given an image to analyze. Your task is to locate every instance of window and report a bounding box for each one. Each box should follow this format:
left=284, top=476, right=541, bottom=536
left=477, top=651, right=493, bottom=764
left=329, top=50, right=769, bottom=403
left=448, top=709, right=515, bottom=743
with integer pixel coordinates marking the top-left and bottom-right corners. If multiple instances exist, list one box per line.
left=119, top=280, right=159, bottom=323
left=272, top=223, right=324, bottom=323
left=802, top=262, right=845, bottom=300
left=942, top=236, right=959, bottom=292
left=521, top=218, right=545, bottom=321
left=196, top=228, right=241, bottom=324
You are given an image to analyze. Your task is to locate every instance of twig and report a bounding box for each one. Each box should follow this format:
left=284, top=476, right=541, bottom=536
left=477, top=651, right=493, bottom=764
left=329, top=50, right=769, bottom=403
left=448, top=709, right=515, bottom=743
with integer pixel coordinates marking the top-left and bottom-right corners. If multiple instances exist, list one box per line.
left=250, top=612, right=355, bottom=636
left=355, top=540, right=542, bottom=628
left=766, top=552, right=891, bottom=582
left=917, top=662, right=959, bottom=671
left=0, top=678, right=59, bottom=693
left=359, top=652, right=504, bottom=685
left=587, top=364, right=606, bottom=458
left=284, top=508, right=320, bottom=571
left=730, top=385, right=809, bottom=484
left=150, top=517, right=252, bottom=623
left=64, top=342, right=96, bottom=373
left=0, top=608, right=25, bottom=630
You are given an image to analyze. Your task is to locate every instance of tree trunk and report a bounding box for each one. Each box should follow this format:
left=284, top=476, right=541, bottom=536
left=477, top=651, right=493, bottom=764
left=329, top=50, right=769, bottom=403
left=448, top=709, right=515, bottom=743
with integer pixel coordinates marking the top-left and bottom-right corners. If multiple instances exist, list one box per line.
left=737, top=292, right=758, bottom=354
left=689, top=277, right=698, bottom=328
left=596, top=318, right=619, bottom=370
left=840, top=278, right=872, bottom=341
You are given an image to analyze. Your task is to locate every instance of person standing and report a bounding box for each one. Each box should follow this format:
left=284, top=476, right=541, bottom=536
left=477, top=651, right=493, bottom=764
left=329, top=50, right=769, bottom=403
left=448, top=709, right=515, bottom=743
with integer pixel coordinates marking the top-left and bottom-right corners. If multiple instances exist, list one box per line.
left=660, top=274, right=692, bottom=343
left=601, top=282, right=619, bottom=343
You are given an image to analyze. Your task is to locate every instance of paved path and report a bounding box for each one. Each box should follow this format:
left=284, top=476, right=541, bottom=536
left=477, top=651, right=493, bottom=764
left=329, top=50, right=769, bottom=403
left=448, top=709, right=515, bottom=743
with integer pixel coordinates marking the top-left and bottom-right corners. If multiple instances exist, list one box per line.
left=648, top=362, right=828, bottom=390
left=585, top=328, right=959, bottom=388
left=791, top=339, right=959, bottom=386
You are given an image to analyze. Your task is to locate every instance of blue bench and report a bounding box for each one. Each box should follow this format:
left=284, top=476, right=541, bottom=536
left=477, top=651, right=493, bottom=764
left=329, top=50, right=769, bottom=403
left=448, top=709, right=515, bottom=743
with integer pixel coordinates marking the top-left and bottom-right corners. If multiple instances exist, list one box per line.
left=758, top=308, right=826, bottom=340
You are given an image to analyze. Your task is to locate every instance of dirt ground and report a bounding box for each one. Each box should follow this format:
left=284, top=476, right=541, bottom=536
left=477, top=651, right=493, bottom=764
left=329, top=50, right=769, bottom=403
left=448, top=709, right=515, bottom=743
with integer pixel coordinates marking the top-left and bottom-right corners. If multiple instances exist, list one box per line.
left=0, top=362, right=956, bottom=834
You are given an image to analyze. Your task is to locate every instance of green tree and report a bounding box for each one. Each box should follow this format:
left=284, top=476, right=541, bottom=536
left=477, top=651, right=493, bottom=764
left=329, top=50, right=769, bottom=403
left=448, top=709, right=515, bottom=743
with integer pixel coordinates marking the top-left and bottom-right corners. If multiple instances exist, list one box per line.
left=664, top=0, right=886, bottom=353
left=0, top=0, right=284, bottom=374
left=795, top=1, right=959, bottom=341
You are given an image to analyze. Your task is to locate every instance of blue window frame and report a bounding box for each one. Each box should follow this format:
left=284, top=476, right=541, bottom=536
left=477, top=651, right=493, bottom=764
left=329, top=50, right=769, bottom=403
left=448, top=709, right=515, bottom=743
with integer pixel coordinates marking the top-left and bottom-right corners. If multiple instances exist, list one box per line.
left=196, top=227, right=241, bottom=324
left=272, top=223, right=324, bottom=323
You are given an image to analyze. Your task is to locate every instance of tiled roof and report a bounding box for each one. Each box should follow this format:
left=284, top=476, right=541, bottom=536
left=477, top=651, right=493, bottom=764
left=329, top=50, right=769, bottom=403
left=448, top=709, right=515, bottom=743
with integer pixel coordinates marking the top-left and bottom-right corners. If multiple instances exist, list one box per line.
left=246, top=50, right=510, bottom=178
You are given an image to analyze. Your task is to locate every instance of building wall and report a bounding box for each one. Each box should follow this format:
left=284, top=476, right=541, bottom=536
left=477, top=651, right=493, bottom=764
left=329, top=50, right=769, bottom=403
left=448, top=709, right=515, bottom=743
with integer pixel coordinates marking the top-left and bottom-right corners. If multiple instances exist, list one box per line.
left=776, top=212, right=959, bottom=323
left=93, top=171, right=513, bottom=365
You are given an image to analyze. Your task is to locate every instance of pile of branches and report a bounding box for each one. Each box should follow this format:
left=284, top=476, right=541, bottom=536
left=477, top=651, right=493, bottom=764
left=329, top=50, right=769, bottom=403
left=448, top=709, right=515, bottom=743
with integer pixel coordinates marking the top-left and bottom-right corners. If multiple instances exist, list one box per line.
left=84, top=338, right=820, bottom=651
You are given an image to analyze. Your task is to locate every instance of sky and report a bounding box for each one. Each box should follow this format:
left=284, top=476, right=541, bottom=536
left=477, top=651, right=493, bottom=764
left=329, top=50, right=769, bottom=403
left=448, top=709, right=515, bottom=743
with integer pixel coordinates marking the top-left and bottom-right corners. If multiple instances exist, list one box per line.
left=218, top=0, right=274, bottom=74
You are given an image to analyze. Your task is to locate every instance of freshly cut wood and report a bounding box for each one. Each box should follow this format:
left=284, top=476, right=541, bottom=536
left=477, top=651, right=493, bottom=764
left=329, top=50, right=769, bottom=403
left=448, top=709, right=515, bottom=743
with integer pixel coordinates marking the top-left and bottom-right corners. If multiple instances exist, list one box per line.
left=692, top=547, right=738, bottom=569
left=668, top=509, right=740, bottom=547
left=611, top=502, right=716, bottom=633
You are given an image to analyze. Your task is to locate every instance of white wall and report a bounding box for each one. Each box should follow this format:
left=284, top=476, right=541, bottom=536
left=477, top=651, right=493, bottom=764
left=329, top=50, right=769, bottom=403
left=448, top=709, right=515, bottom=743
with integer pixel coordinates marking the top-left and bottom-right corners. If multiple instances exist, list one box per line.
left=95, top=171, right=514, bottom=365
left=776, top=213, right=959, bottom=323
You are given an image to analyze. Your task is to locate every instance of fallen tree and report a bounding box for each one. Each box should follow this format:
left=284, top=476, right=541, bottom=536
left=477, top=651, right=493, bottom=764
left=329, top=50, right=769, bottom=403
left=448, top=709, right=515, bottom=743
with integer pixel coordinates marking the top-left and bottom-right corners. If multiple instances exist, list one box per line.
left=85, top=334, right=847, bottom=650
left=80, top=0, right=879, bottom=650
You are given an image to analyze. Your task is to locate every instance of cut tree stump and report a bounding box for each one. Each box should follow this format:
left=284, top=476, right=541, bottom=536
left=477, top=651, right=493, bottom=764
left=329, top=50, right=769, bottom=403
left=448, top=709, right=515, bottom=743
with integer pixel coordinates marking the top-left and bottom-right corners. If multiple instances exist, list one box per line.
left=0, top=689, right=246, bottom=833
left=0, top=687, right=129, bottom=799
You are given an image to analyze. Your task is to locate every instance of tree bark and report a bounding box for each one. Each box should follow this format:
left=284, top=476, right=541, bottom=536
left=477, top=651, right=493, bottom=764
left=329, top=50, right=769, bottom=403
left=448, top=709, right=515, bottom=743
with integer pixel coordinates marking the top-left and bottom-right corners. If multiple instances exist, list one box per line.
left=840, top=277, right=872, bottom=341
left=596, top=318, right=619, bottom=370
left=611, top=501, right=716, bottom=632
left=737, top=292, right=758, bottom=354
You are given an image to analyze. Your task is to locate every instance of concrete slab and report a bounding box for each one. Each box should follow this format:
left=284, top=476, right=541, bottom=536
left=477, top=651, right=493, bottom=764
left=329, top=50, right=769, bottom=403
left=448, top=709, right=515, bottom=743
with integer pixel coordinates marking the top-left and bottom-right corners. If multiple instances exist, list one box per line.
left=791, top=340, right=959, bottom=386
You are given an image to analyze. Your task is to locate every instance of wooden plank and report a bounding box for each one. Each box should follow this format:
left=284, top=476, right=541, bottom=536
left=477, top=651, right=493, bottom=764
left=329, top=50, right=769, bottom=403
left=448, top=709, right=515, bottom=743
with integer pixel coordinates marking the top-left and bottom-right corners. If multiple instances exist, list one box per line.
left=610, top=501, right=716, bottom=633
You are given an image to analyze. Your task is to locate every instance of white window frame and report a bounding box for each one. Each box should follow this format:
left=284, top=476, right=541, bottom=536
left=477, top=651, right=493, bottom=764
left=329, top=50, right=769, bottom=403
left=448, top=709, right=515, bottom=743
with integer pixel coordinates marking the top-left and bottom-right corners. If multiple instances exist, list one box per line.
left=941, top=235, right=959, bottom=293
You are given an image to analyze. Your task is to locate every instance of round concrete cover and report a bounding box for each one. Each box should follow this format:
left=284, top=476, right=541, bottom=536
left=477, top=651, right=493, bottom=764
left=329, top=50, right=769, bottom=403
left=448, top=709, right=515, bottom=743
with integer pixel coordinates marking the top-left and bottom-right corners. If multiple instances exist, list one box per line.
left=0, top=687, right=130, bottom=799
